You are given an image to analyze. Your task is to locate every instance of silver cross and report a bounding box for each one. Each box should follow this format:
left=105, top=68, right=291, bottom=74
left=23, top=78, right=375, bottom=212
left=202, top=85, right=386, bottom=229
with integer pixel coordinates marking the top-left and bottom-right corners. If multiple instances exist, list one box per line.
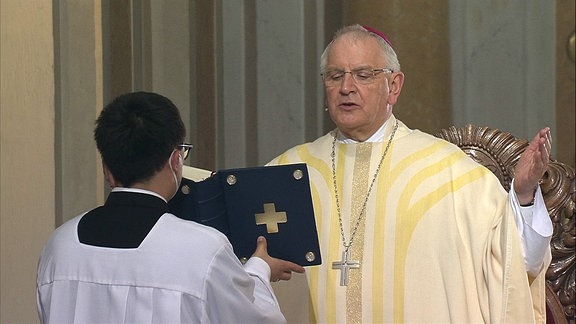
left=332, top=250, right=360, bottom=286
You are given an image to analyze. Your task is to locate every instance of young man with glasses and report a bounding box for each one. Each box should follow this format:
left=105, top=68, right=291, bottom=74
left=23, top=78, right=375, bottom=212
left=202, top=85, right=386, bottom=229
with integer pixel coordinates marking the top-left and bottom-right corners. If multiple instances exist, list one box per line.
left=36, top=91, right=303, bottom=323
left=268, top=24, right=552, bottom=323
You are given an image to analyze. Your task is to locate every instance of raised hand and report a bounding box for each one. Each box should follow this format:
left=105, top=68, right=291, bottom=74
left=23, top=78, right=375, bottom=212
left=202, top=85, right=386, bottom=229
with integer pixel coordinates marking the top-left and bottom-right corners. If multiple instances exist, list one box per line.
left=513, top=127, right=552, bottom=205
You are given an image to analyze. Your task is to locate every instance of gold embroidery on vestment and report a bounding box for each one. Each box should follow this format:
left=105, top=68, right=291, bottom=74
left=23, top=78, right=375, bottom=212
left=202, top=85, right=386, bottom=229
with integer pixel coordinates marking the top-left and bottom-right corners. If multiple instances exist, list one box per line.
left=347, top=143, right=372, bottom=323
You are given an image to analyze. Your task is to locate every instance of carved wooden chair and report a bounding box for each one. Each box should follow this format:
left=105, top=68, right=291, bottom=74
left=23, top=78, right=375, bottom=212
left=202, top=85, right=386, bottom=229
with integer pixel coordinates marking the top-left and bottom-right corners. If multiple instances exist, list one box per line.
left=435, top=125, right=575, bottom=324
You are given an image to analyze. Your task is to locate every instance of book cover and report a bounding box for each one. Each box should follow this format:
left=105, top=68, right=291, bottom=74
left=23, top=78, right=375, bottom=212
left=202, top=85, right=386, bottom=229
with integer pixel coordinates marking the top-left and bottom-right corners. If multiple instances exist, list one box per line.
left=169, top=163, right=321, bottom=266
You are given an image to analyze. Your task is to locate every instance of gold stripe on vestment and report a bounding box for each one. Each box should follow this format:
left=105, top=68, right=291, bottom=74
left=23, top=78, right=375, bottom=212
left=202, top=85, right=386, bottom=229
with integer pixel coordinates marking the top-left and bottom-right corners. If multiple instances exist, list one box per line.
left=347, top=143, right=372, bottom=324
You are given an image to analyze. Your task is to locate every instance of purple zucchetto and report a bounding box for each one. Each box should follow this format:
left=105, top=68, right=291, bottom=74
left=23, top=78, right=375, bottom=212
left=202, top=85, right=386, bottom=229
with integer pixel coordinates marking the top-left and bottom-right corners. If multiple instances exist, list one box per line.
left=362, top=25, right=393, bottom=48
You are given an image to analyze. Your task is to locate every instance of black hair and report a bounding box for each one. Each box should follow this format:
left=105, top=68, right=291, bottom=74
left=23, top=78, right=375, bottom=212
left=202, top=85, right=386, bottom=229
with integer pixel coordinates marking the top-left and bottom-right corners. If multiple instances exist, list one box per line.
left=94, top=92, right=186, bottom=187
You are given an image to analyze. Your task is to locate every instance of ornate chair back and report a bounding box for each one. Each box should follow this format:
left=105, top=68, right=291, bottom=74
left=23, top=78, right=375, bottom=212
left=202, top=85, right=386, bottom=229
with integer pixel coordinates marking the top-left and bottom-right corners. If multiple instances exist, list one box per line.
left=435, top=125, right=575, bottom=324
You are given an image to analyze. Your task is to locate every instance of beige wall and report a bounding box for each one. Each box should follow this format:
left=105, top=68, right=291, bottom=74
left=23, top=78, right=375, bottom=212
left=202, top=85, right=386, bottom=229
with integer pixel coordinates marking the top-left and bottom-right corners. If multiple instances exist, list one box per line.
left=0, top=0, right=572, bottom=322
left=1, top=0, right=104, bottom=322
left=55, top=0, right=105, bottom=224
left=556, top=0, right=575, bottom=167
left=1, top=1, right=55, bottom=323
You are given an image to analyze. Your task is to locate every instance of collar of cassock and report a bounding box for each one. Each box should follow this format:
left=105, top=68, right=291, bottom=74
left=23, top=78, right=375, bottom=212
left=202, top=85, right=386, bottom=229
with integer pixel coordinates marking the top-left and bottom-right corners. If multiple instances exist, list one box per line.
left=336, top=118, right=392, bottom=144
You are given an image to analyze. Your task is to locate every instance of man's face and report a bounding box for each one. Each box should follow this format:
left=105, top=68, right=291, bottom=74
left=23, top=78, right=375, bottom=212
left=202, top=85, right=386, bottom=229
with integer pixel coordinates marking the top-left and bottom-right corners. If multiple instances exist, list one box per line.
left=324, top=36, right=400, bottom=141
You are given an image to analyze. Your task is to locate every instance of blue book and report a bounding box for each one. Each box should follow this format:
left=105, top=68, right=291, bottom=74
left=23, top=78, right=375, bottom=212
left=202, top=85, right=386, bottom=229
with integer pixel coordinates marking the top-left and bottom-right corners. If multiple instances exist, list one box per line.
left=169, top=163, right=322, bottom=266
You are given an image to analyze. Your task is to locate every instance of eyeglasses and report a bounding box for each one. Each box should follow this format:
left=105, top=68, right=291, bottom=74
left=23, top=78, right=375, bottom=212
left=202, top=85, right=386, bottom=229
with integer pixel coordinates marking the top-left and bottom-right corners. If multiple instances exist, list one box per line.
left=321, top=68, right=393, bottom=86
left=177, top=143, right=194, bottom=159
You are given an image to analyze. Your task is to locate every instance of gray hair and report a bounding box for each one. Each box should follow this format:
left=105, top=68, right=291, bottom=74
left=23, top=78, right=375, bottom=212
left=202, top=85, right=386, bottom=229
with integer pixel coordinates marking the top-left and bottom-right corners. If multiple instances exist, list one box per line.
left=320, top=24, right=401, bottom=73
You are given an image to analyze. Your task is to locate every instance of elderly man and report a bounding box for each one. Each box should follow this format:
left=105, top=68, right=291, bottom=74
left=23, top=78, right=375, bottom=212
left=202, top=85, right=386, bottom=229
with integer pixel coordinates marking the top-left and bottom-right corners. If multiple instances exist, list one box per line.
left=269, top=25, right=552, bottom=323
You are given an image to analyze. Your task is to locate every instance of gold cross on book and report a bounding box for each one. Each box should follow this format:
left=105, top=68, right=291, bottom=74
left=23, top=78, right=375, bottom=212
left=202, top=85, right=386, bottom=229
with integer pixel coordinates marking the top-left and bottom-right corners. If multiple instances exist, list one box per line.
left=332, top=250, right=360, bottom=286
left=255, top=203, right=287, bottom=233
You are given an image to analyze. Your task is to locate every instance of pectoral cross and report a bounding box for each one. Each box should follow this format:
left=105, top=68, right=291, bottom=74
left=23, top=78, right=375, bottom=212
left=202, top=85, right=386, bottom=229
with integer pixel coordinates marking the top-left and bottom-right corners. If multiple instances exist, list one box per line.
left=332, top=249, right=360, bottom=286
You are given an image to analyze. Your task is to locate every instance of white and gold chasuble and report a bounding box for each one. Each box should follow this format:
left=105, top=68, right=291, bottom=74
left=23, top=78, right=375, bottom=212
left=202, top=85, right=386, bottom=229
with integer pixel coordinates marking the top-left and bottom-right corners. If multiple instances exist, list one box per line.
left=268, top=115, right=547, bottom=323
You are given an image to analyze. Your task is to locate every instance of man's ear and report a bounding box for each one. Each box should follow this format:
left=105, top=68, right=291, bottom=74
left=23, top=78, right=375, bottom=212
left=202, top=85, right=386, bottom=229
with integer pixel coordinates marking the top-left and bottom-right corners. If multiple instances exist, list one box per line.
left=169, top=150, right=182, bottom=171
left=387, top=72, right=404, bottom=106
left=102, top=162, right=117, bottom=188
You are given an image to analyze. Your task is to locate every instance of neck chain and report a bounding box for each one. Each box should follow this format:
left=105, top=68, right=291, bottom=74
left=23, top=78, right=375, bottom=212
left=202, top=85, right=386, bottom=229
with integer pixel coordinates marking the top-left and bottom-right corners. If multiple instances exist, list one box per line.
left=331, top=120, right=398, bottom=253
